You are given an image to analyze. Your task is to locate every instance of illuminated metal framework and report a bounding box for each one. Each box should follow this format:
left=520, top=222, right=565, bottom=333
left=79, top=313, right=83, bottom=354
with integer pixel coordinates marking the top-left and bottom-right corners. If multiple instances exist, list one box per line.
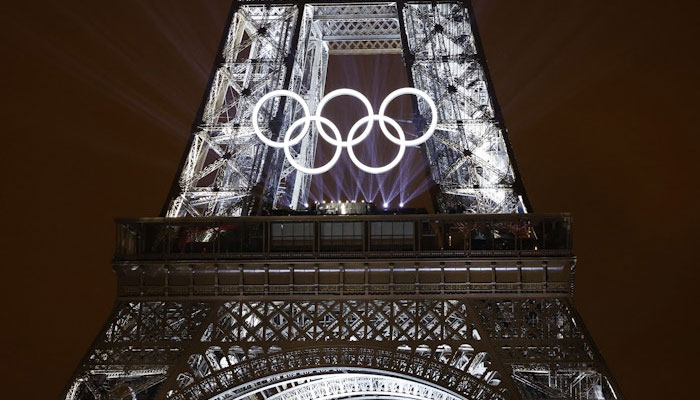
left=64, top=281, right=621, bottom=400
left=165, top=1, right=527, bottom=217
left=63, top=2, right=623, bottom=400
left=64, top=214, right=621, bottom=400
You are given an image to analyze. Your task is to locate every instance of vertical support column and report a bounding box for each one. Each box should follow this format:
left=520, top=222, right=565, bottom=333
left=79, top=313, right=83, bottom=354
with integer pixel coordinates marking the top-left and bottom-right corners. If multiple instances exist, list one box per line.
left=166, top=4, right=302, bottom=217
left=397, top=0, right=438, bottom=213
left=262, top=3, right=332, bottom=213
left=402, top=2, right=527, bottom=214
left=461, top=0, right=531, bottom=213
left=289, top=30, right=330, bottom=209
left=257, top=2, right=308, bottom=215
left=396, top=0, right=416, bottom=89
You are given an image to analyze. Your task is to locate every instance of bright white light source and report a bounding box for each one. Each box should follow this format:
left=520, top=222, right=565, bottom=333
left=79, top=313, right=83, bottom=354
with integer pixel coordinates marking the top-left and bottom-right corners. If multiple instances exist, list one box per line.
left=383, top=202, right=388, bottom=208
left=399, top=202, right=404, bottom=207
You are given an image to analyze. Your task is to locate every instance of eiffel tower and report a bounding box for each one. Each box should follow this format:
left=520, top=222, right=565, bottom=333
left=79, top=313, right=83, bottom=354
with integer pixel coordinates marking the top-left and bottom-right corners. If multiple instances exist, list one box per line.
left=63, top=2, right=623, bottom=400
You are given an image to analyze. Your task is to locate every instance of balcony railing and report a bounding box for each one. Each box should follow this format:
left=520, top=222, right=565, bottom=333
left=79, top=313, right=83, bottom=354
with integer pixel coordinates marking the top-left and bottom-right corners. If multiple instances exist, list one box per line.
left=115, top=213, right=572, bottom=261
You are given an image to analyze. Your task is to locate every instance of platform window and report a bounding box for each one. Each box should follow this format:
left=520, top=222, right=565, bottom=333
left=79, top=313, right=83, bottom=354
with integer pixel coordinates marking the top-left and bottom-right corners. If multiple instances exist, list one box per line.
left=370, top=221, right=414, bottom=251
left=320, top=221, right=363, bottom=252
left=219, top=222, right=264, bottom=253
left=271, top=222, right=313, bottom=252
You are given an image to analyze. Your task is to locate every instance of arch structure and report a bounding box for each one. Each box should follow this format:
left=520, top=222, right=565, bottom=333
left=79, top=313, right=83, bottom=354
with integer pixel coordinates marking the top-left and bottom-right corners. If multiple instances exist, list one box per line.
left=207, top=370, right=470, bottom=400
left=165, top=1, right=528, bottom=217
left=163, top=298, right=507, bottom=400
left=167, top=348, right=502, bottom=400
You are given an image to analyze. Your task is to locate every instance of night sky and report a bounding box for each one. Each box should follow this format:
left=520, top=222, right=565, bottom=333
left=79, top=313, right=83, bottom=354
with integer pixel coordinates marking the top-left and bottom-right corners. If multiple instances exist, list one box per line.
left=2, top=1, right=699, bottom=399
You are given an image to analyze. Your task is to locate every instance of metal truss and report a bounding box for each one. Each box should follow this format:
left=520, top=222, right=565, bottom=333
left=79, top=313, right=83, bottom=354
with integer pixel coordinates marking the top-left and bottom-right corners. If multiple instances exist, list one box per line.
left=402, top=3, right=524, bottom=213
left=167, top=5, right=302, bottom=217
left=65, top=297, right=618, bottom=400
left=166, top=1, right=527, bottom=216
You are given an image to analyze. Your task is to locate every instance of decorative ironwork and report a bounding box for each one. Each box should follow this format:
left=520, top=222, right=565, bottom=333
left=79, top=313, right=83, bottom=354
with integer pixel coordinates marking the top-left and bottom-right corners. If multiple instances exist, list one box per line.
left=199, top=299, right=481, bottom=342
left=65, top=296, right=619, bottom=400
left=169, top=348, right=504, bottom=400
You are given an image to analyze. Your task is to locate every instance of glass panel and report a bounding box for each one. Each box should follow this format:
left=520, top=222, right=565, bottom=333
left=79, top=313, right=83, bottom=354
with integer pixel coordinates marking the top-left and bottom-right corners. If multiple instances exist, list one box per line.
left=219, top=222, right=264, bottom=253
left=271, top=222, right=313, bottom=251
left=320, top=222, right=363, bottom=252
left=370, top=221, right=414, bottom=251
left=421, top=222, right=439, bottom=251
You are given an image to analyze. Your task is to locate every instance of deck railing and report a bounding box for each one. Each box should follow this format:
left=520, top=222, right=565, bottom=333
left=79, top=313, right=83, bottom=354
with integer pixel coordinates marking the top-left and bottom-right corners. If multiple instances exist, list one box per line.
left=115, top=213, right=572, bottom=261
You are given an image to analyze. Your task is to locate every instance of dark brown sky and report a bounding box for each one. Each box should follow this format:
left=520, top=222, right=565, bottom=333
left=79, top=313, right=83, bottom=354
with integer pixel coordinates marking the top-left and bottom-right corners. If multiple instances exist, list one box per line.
left=2, top=1, right=699, bottom=399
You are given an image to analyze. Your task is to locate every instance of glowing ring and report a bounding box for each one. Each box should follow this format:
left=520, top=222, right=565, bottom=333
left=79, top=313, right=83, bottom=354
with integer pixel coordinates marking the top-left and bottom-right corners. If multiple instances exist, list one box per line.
left=251, top=87, right=436, bottom=175
left=346, top=114, right=406, bottom=175
left=283, top=116, right=343, bottom=175
left=252, top=90, right=310, bottom=148
left=315, top=88, right=374, bottom=146
left=378, top=87, right=438, bottom=147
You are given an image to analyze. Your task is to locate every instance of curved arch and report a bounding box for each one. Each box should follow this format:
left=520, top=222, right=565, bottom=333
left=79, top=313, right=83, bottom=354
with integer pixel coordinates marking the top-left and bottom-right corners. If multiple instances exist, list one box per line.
left=210, top=370, right=466, bottom=400
left=166, top=346, right=506, bottom=400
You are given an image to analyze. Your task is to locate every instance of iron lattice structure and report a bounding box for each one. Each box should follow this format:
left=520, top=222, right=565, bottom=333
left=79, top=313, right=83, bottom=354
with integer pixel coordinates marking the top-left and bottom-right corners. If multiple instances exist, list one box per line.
left=164, top=1, right=527, bottom=217
left=72, top=297, right=613, bottom=400
left=63, top=2, right=623, bottom=400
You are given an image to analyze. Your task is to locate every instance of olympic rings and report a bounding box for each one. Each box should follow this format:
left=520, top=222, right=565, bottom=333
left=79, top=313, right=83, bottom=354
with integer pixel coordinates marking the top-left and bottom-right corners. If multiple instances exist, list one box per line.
left=252, top=87, right=437, bottom=175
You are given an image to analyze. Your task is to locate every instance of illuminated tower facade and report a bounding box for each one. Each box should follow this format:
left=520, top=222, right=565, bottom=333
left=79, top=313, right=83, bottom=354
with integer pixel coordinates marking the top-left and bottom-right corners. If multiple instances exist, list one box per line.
left=64, top=2, right=623, bottom=400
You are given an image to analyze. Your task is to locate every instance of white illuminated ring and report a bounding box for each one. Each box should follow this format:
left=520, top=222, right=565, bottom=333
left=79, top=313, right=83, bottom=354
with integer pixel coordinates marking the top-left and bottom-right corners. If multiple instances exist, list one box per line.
left=378, top=87, right=438, bottom=147
left=346, top=114, right=407, bottom=175
left=251, top=87, right=438, bottom=175
left=252, top=90, right=310, bottom=148
left=284, top=116, right=343, bottom=175
left=315, top=88, right=374, bottom=146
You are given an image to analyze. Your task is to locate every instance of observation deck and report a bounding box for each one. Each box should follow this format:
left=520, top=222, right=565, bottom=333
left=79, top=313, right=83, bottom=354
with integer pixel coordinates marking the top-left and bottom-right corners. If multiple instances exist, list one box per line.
left=114, top=213, right=575, bottom=297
